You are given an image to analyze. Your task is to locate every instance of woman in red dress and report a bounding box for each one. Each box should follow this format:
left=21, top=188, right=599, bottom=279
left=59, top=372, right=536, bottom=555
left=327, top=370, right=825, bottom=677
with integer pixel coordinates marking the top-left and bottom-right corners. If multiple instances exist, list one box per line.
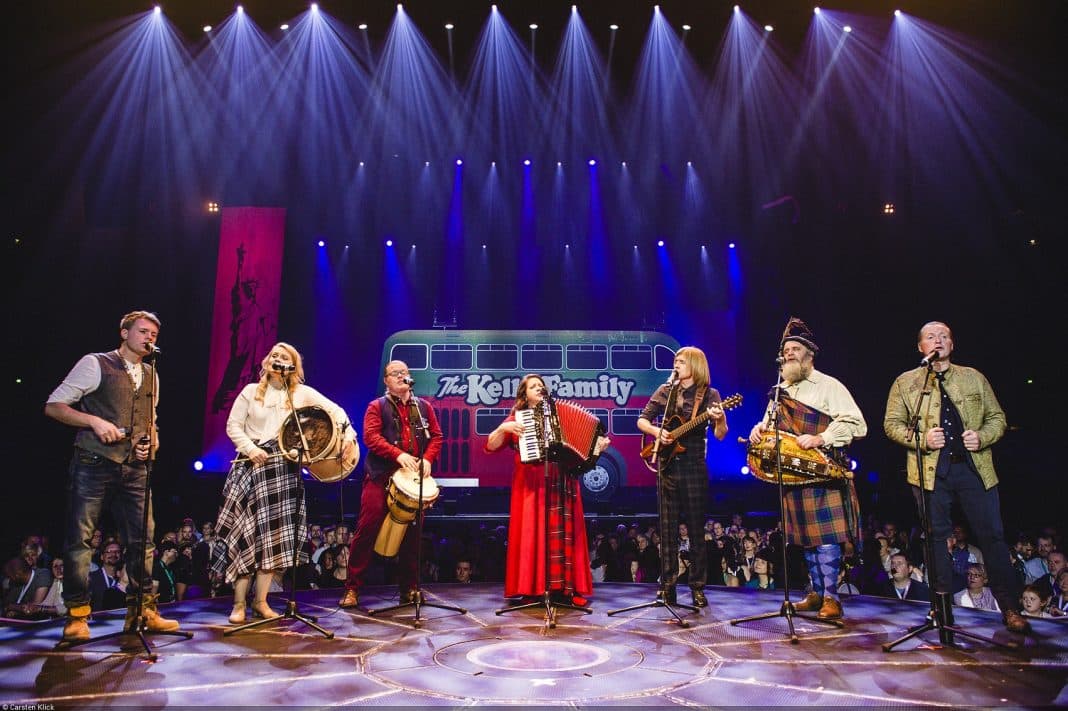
left=485, top=374, right=609, bottom=606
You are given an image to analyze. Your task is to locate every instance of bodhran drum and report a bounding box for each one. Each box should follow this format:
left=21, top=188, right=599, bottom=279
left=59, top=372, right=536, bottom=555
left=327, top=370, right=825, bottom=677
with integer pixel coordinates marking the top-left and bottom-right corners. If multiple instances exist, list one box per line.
left=374, top=467, right=440, bottom=557
left=279, top=405, right=359, bottom=483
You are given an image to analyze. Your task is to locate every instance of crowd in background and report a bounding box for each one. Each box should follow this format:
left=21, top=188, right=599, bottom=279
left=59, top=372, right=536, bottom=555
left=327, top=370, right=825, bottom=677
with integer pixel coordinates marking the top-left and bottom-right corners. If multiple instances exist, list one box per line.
left=4, top=511, right=1065, bottom=621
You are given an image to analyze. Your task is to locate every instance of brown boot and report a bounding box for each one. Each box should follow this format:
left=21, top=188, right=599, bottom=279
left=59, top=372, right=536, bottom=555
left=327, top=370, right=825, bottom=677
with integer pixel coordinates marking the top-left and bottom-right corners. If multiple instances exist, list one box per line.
left=127, top=594, right=181, bottom=633
left=817, top=597, right=844, bottom=620
left=62, top=604, right=91, bottom=643
left=793, top=591, right=823, bottom=612
left=1003, top=610, right=1032, bottom=634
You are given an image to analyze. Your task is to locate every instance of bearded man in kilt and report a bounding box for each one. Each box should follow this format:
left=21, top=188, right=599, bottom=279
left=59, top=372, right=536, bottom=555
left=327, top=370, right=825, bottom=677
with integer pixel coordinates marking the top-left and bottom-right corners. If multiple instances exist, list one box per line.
left=748, top=318, right=866, bottom=621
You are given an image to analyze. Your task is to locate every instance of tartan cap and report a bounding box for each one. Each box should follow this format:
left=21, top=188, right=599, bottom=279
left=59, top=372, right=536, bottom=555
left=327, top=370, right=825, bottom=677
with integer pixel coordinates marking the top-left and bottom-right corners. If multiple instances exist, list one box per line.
left=780, top=316, right=819, bottom=354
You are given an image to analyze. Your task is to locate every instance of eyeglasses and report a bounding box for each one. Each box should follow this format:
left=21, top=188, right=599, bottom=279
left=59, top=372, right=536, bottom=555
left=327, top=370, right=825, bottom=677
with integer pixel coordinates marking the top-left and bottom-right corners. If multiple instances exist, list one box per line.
left=387, top=370, right=410, bottom=378
left=966, top=573, right=985, bottom=579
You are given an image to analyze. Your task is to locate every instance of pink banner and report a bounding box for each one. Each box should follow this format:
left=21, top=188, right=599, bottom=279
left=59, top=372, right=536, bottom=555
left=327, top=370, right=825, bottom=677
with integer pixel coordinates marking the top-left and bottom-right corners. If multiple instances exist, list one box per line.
left=201, top=207, right=286, bottom=471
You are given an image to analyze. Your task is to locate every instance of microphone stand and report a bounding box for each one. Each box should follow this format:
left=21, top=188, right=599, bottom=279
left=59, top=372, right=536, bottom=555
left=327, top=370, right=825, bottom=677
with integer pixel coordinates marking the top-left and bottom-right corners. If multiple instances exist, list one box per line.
left=882, top=357, right=1009, bottom=651
left=59, top=346, right=193, bottom=660
left=608, top=374, right=698, bottom=627
left=368, top=395, right=466, bottom=627
left=226, top=370, right=333, bottom=639
left=730, top=355, right=842, bottom=643
left=497, top=391, right=591, bottom=628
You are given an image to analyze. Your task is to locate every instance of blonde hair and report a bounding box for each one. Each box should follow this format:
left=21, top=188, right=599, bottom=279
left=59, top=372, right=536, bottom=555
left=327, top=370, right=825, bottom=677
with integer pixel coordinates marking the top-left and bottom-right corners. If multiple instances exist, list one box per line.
left=254, top=342, right=305, bottom=405
left=675, top=346, right=710, bottom=390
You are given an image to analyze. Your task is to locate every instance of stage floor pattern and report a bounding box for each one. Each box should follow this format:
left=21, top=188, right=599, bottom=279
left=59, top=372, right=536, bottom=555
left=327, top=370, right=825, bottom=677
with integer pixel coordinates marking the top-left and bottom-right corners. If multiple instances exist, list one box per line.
left=1, top=583, right=1066, bottom=707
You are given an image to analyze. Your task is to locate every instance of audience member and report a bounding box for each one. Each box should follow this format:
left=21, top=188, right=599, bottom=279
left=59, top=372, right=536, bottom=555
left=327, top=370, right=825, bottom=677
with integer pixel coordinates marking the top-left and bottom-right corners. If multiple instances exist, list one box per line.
left=153, top=540, right=180, bottom=604
left=1020, top=584, right=1052, bottom=619
left=88, top=542, right=127, bottom=611
left=882, top=553, right=931, bottom=602
left=953, top=564, right=1000, bottom=612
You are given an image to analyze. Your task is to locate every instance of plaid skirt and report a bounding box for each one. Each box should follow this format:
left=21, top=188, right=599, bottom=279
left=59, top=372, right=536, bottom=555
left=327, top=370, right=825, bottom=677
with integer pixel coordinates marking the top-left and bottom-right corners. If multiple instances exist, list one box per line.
left=211, top=440, right=307, bottom=582
left=783, top=481, right=859, bottom=548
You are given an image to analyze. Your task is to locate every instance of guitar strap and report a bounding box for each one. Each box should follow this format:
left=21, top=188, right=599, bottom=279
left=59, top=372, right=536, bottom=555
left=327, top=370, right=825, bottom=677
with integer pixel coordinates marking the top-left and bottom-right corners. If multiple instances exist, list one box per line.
left=691, top=387, right=706, bottom=425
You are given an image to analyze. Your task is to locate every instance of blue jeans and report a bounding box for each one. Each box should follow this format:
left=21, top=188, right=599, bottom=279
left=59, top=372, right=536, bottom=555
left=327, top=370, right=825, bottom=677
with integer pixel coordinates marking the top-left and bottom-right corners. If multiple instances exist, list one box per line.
left=63, top=448, right=155, bottom=608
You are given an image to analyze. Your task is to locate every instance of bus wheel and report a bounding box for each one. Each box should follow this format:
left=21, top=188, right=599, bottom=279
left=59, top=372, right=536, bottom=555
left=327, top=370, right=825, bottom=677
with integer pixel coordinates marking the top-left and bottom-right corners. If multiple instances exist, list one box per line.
left=580, top=448, right=624, bottom=502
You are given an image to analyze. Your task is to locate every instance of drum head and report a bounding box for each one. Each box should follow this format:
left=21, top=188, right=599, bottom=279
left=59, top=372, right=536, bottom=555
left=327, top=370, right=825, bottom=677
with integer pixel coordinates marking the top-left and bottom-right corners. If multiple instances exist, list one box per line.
left=391, top=469, right=440, bottom=504
left=280, top=406, right=337, bottom=462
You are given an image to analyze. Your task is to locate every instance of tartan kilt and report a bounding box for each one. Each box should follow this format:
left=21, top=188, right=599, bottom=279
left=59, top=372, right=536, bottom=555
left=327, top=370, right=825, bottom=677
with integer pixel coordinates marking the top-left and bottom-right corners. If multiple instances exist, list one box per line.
left=211, top=439, right=307, bottom=583
left=783, top=480, right=859, bottom=548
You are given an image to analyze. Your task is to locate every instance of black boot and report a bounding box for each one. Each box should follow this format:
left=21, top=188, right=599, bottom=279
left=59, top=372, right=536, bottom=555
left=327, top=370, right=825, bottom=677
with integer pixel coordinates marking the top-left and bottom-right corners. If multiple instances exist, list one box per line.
left=657, top=585, right=677, bottom=605
left=934, top=592, right=955, bottom=646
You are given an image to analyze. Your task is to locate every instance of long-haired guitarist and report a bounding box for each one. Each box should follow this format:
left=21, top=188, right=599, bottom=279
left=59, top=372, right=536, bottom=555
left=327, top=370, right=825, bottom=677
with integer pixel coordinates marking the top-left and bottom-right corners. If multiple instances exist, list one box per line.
left=637, top=346, right=728, bottom=609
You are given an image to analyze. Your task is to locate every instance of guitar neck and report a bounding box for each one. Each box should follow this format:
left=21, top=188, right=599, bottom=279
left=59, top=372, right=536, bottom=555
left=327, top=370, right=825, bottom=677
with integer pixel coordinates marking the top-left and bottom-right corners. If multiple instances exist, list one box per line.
left=669, top=409, right=716, bottom=440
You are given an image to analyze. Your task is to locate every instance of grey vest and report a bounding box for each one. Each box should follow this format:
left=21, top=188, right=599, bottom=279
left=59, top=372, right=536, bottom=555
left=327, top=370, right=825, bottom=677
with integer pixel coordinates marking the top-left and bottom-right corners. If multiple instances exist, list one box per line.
left=73, top=351, right=155, bottom=464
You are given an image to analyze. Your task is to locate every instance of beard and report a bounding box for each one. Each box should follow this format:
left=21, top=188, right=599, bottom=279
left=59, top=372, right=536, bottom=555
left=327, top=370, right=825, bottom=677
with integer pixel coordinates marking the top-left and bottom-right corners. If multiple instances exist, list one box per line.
left=781, top=359, right=813, bottom=384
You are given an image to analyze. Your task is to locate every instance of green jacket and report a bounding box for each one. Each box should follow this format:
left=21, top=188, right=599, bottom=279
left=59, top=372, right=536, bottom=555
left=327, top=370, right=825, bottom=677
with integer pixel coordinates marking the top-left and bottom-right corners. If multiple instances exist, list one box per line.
left=883, top=363, right=1006, bottom=491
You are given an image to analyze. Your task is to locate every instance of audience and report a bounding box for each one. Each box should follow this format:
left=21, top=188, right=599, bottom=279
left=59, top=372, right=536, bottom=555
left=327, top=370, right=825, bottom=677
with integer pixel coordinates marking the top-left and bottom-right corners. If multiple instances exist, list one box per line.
left=953, top=564, right=1000, bottom=612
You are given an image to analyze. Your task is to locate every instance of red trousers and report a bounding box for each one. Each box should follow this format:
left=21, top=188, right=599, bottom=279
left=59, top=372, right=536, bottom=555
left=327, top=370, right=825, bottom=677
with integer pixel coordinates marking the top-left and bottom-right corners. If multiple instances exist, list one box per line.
left=345, top=474, right=420, bottom=593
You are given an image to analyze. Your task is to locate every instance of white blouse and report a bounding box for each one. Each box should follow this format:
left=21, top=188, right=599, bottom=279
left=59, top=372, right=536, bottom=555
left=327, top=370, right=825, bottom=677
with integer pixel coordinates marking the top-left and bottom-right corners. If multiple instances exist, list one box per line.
left=226, top=382, right=354, bottom=456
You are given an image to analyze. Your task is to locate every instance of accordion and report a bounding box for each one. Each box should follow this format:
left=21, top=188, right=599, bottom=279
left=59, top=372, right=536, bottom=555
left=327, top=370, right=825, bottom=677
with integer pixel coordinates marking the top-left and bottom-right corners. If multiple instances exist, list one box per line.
left=516, top=399, right=602, bottom=467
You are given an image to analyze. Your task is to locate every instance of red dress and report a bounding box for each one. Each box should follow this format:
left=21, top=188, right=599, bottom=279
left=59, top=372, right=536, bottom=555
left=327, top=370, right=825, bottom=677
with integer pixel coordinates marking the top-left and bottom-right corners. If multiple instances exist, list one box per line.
left=492, top=414, right=593, bottom=598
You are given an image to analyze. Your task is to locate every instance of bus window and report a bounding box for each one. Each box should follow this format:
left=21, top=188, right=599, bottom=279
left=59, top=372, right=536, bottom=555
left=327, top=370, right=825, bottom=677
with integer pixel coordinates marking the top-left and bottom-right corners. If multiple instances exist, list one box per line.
left=389, top=343, right=428, bottom=370
left=566, top=344, right=608, bottom=370
left=431, top=343, right=472, bottom=370
left=588, top=407, right=610, bottom=433
left=654, top=344, right=677, bottom=371
left=477, top=344, right=519, bottom=371
left=610, top=344, right=653, bottom=370
left=476, top=407, right=512, bottom=436
left=521, top=344, right=563, bottom=372
left=610, top=408, right=644, bottom=436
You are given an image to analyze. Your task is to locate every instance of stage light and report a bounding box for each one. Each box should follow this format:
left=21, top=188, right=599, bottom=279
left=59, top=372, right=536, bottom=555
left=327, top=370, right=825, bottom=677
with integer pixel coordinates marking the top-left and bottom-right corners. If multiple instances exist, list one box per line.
left=280, top=23, right=289, bottom=30
left=193, top=460, right=204, bottom=472
left=153, top=6, right=161, bottom=15
left=883, top=202, right=895, bottom=214
left=621, top=161, right=627, bottom=167
left=565, top=244, right=571, bottom=249
left=203, top=25, right=212, bottom=32
left=764, top=25, right=774, bottom=32
left=557, top=161, right=562, bottom=167
left=657, top=240, right=664, bottom=247
left=741, top=465, right=750, bottom=475
left=456, top=158, right=463, bottom=166
left=729, top=242, right=736, bottom=249
left=445, top=23, right=454, bottom=29
left=633, top=245, right=638, bottom=249
left=609, top=24, right=618, bottom=30
left=844, top=25, right=852, bottom=33
left=572, top=5, right=577, bottom=13
left=207, top=201, right=219, bottom=213
left=682, top=24, right=691, bottom=31
left=894, top=9, right=901, bottom=16
left=318, top=240, right=325, bottom=247
left=686, top=161, right=692, bottom=166
left=482, top=244, right=486, bottom=249
left=237, top=5, right=244, bottom=13
left=386, top=239, right=393, bottom=247
left=311, top=3, right=319, bottom=11
left=411, top=244, right=415, bottom=249
left=530, top=24, right=538, bottom=30
left=588, top=159, right=596, bottom=166
left=425, top=161, right=430, bottom=166
left=491, top=5, right=497, bottom=11
left=491, top=161, right=496, bottom=167
left=358, top=23, right=367, bottom=30
left=345, top=244, right=350, bottom=249
left=523, top=159, right=531, bottom=166
left=733, top=5, right=739, bottom=12
left=850, top=459, right=858, bottom=471
left=814, top=7, right=821, bottom=14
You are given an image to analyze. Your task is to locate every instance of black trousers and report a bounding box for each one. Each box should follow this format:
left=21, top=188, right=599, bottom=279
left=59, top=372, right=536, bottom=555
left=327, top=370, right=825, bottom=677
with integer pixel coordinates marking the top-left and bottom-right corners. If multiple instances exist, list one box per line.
left=915, top=461, right=1019, bottom=612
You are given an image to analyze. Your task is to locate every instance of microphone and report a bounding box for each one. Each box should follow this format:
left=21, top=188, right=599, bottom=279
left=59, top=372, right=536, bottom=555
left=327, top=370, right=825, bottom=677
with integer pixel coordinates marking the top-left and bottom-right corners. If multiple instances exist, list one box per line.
left=145, top=343, right=161, bottom=354
left=666, top=370, right=678, bottom=385
left=920, top=350, right=941, bottom=367
left=272, top=363, right=296, bottom=373
left=402, top=375, right=415, bottom=385
left=775, top=353, right=784, bottom=365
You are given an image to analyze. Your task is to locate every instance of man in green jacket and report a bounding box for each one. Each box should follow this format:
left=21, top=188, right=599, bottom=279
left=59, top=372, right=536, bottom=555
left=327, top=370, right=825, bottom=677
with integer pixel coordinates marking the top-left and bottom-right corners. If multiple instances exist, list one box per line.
left=884, top=321, right=1029, bottom=634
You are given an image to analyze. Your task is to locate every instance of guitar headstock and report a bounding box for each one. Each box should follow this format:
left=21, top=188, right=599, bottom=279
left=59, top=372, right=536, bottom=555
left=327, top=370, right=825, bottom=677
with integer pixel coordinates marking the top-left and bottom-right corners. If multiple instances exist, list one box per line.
left=720, top=393, right=743, bottom=411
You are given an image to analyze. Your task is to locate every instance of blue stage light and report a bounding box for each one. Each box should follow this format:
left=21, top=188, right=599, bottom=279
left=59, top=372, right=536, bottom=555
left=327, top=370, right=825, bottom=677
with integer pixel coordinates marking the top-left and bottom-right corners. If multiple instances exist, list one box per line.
left=729, top=242, right=736, bottom=249
left=657, top=240, right=664, bottom=247
left=588, top=159, right=596, bottom=166
left=741, top=465, right=750, bottom=475
left=280, top=23, right=289, bottom=30
left=456, top=158, right=463, bottom=165
left=318, top=240, right=325, bottom=247
left=203, top=25, right=212, bottom=33
left=523, top=159, right=531, bottom=166
left=386, top=239, right=393, bottom=247
left=193, top=460, right=204, bottom=472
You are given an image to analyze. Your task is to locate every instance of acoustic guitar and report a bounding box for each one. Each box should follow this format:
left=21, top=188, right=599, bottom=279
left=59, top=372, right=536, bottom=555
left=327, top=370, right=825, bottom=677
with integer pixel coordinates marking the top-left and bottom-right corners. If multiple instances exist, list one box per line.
left=640, top=393, right=743, bottom=472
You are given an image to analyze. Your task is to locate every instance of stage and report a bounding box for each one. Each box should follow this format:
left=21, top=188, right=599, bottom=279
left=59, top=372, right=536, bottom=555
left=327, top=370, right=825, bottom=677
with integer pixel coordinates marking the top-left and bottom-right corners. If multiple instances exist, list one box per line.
left=2, top=584, right=1065, bottom=707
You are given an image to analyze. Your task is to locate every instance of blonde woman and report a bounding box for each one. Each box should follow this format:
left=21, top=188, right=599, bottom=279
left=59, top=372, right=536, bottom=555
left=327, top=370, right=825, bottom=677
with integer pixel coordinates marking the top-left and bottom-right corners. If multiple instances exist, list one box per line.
left=212, top=343, right=356, bottom=623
